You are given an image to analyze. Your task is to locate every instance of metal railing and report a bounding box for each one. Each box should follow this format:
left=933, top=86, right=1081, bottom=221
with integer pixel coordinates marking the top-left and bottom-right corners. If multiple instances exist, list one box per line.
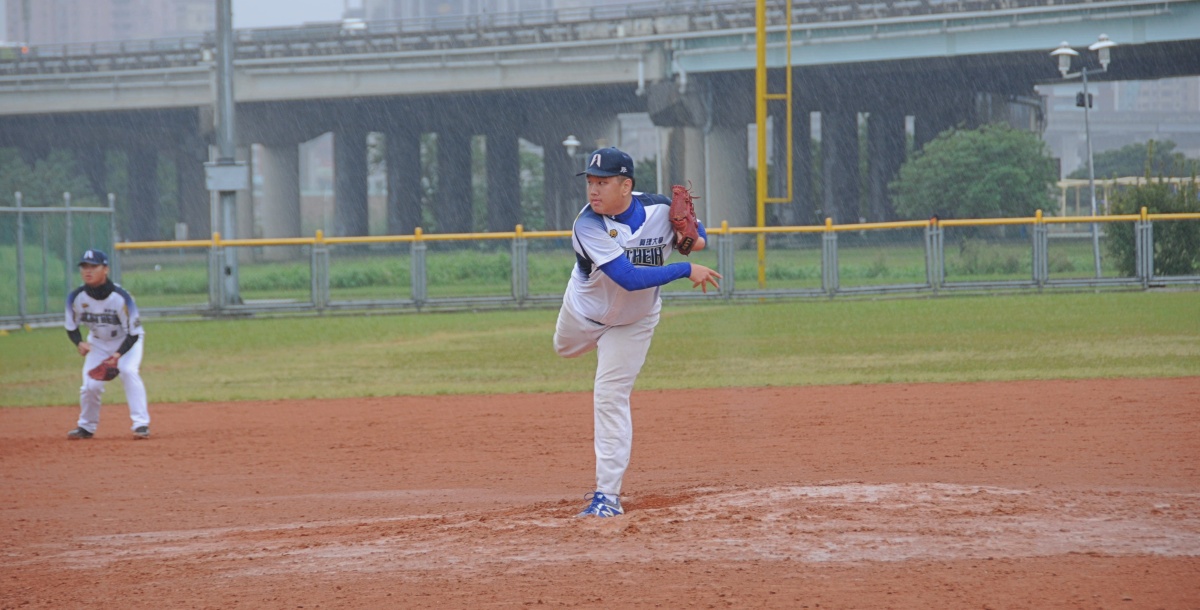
left=0, top=0, right=1160, bottom=76
left=3, top=206, right=1197, bottom=328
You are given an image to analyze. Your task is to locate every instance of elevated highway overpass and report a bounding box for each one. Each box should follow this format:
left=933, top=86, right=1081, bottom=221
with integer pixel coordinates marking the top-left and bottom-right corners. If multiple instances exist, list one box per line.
left=1, top=0, right=1197, bottom=240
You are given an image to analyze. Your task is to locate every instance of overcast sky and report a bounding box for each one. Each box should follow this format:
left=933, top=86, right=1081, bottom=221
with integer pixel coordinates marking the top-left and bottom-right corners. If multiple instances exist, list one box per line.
left=233, top=0, right=345, bottom=29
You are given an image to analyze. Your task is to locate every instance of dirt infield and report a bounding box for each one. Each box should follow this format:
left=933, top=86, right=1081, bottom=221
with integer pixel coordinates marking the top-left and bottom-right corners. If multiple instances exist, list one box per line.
left=2, top=378, right=1199, bottom=609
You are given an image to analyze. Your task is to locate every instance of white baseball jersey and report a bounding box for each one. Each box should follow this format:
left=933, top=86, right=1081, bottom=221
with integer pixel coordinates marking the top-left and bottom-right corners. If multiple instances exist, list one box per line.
left=563, top=192, right=679, bottom=327
left=65, top=281, right=144, bottom=350
left=65, top=278, right=150, bottom=433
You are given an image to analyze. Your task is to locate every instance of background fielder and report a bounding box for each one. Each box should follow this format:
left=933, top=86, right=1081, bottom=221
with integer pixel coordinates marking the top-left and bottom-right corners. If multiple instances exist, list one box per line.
left=554, top=147, right=720, bottom=517
left=64, top=249, right=150, bottom=440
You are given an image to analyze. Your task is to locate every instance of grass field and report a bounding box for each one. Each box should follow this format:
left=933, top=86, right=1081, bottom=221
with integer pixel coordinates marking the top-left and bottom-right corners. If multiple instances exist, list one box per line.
left=1, top=291, right=1197, bottom=408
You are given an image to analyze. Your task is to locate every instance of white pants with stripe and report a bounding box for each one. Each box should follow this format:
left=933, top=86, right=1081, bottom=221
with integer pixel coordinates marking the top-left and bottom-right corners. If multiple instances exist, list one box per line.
left=553, top=300, right=659, bottom=497
left=77, top=339, right=149, bottom=433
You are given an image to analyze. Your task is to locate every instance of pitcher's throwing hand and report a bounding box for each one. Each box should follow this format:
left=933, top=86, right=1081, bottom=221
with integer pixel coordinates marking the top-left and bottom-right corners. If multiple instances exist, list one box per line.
left=690, top=265, right=721, bottom=293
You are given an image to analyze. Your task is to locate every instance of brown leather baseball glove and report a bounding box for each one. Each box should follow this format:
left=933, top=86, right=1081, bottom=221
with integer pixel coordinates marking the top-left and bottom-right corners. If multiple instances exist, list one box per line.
left=88, top=357, right=120, bottom=381
left=669, top=184, right=701, bottom=256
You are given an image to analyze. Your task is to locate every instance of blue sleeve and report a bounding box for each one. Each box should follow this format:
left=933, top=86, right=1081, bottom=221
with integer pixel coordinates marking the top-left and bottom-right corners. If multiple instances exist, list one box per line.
left=599, top=256, right=691, bottom=291
left=697, top=221, right=708, bottom=240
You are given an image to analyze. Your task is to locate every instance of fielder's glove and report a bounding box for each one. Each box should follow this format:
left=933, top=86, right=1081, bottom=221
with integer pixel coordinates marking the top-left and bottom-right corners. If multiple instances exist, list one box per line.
left=88, top=358, right=120, bottom=381
left=669, top=184, right=701, bottom=256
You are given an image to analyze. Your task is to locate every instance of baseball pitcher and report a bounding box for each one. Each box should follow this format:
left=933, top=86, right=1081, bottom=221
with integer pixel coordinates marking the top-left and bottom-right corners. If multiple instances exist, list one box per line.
left=554, top=147, right=720, bottom=517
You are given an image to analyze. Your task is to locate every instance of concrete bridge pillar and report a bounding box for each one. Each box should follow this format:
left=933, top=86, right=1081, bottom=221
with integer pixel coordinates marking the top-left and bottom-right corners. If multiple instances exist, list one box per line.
left=435, top=127, right=472, bottom=234
left=485, top=124, right=521, bottom=232
left=791, top=108, right=816, bottom=225
left=650, top=74, right=754, bottom=229
left=127, top=147, right=160, bottom=241
left=660, top=126, right=706, bottom=193
left=385, top=127, right=422, bottom=234
left=703, top=124, right=751, bottom=229
left=821, top=110, right=861, bottom=225
left=333, top=128, right=369, bottom=236
left=259, top=144, right=302, bottom=256
left=867, top=108, right=905, bottom=222
left=176, top=148, right=209, bottom=239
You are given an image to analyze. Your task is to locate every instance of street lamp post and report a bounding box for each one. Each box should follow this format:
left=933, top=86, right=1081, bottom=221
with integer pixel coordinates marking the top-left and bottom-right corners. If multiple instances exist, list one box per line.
left=1051, top=34, right=1117, bottom=279
left=559, top=134, right=585, bottom=229
left=562, top=134, right=582, bottom=160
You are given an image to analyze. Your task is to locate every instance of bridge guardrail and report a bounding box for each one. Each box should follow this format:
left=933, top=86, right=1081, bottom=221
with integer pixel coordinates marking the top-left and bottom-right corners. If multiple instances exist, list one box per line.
left=3, top=206, right=1197, bottom=328
left=0, top=0, right=1153, bottom=77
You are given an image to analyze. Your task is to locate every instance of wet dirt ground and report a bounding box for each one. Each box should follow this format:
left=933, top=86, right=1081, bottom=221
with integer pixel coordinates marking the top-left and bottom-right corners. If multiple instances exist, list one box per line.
left=2, top=378, right=1198, bottom=609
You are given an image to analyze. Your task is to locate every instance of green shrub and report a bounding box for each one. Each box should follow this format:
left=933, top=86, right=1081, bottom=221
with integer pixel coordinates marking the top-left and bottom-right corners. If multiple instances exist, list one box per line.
left=891, top=123, right=1056, bottom=221
left=1107, top=178, right=1200, bottom=276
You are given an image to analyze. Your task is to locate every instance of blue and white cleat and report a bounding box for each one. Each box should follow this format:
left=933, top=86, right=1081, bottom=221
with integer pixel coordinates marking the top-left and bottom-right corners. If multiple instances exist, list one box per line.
left=576, top=492, right=624, bottom=517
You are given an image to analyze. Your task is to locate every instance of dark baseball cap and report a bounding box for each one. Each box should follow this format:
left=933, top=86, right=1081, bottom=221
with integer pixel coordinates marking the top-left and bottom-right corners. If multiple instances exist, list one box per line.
left=78, top=249, right=109, bottom=266
left=576, top=147, right=634, bottom=180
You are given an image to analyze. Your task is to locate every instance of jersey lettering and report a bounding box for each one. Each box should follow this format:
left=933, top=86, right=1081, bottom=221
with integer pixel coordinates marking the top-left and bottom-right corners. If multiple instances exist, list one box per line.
left=79, top=311, right=121, bottom=325
left=625, top=246, right=664, bottom=267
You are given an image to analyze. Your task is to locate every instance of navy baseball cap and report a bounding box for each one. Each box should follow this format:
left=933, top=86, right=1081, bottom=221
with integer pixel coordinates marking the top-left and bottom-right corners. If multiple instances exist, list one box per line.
left=78, top=249, right=109, bottom=266
left=577, top=147, right=634, bottom=180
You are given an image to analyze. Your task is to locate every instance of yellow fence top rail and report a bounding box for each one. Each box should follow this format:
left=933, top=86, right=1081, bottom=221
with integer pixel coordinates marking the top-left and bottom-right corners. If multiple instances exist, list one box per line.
left=1151, top=212, right=1200, bottom=221
left=117, top=239, right=215, bottom=250
left=1048, top=214, right=1142, bottom=224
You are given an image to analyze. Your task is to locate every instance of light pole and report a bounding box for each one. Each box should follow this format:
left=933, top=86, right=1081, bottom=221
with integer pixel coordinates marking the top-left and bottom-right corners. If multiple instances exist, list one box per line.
left=1051, top=34, right=1117, bottom=279
left=560, top=135, right=585, bottom=229
left=562, top=134, right=582, bottom=161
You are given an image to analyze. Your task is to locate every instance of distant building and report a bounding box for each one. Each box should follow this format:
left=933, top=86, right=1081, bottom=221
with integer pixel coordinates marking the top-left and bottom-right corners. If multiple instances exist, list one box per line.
left=5, top=0, right=214, bottom=45
left=1040, top=77, right=1200, bottom=177
left=363, top=0, right=573, bottom=21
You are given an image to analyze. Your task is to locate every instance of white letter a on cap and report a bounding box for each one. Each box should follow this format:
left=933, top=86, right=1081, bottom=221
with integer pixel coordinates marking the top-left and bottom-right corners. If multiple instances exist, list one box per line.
left=589, top=153, right=602, bottom=168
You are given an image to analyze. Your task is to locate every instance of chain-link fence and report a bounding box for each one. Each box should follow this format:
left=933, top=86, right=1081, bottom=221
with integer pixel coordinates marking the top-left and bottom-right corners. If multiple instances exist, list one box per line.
left=1, top=193, right=118, bottom=323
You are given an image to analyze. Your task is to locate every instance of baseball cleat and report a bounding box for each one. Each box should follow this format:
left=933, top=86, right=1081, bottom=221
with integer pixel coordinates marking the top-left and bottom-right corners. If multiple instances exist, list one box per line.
left=132, top=426, right=150, bottom=439
left=576, top=492, right=623, bottom=517
left=67, top=427, right=94, bottom=440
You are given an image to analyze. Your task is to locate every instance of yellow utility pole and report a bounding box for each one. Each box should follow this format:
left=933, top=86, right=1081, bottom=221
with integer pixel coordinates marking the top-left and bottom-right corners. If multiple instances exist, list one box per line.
left=755, top=0, right=793, bottom=288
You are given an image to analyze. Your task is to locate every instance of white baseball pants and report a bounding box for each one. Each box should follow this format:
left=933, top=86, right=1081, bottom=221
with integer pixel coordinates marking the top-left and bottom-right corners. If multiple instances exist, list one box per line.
left=554, top=301, right=660, bottom=497
left=78, top=339, right=149, bottom=433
